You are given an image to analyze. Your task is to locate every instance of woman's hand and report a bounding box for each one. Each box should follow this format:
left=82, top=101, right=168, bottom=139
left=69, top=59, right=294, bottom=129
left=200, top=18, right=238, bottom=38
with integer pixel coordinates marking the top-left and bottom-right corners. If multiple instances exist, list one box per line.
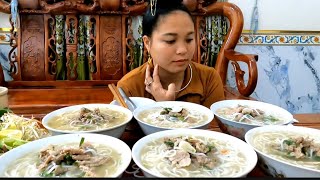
left=145, top=64, right=176, bottom=101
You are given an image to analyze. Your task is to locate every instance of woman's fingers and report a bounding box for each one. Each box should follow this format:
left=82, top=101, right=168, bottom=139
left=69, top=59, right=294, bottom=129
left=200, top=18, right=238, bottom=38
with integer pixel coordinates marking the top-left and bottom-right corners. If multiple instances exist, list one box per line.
left=152, top=64, right=161, bottom=84
left=145, top=64, right=175, bottom=101
left=145, top=64, right=153, bottom=86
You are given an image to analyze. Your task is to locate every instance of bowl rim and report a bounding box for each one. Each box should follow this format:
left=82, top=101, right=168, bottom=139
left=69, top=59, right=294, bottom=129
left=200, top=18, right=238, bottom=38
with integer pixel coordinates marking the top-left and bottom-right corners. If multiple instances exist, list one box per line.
left=110, top=97, right=156, bottom=104
left=133, top=101, right=214, bottom=129
left=0, top=133, right=132, bottom=177
left=132, top=128, right=258, bottom=177
left=42, top=103, right=133, bottom=134
left=245, top=125, right=320, bottom=174
left=210, top=99, right=294, bottom=126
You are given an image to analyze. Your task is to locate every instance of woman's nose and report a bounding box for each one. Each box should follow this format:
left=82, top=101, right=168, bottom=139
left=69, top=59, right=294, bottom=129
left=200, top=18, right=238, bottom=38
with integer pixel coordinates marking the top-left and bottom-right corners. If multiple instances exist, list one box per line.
left=176, top=42, right=188, bottom=55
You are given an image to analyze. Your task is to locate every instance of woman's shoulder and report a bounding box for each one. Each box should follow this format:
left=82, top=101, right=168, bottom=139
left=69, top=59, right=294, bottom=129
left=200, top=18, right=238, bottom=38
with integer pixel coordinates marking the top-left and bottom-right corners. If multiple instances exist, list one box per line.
left=121, top=64, right=146, bottom=80
left=119, top=63, right=147, bottom=82
left=191, top=61, right=218, bottom=74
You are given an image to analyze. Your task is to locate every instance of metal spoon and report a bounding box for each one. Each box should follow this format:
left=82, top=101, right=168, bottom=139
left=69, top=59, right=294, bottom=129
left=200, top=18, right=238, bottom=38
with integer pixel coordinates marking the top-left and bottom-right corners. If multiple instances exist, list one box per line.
left=118, top=87, right=137, bottom=111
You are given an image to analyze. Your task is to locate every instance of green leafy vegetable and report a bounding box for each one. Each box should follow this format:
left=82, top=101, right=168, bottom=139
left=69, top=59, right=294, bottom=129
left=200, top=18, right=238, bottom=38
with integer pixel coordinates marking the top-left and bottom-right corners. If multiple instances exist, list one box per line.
left=264, top=115, right=280, bottom=122
left=40, top=170, right=54, bottom=177
left=79, top=137, right=85, bottom=147
left=283, top=139, right=295, bottom=146
left=164, top=140, right=174, bottom=148
left=63, top=153, right=76, bottom=165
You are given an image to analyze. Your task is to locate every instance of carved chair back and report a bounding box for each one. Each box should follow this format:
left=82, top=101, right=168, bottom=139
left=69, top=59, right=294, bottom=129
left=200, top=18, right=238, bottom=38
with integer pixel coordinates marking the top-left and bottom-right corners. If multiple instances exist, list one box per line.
left=0, top=0, right=258, bottom=97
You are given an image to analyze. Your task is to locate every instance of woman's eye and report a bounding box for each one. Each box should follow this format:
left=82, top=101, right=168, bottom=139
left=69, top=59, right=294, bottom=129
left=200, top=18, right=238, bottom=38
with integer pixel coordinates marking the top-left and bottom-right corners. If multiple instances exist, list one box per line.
left=186, top=39, right=194, bottom=43
left=165, top=40, right=175, bottom=44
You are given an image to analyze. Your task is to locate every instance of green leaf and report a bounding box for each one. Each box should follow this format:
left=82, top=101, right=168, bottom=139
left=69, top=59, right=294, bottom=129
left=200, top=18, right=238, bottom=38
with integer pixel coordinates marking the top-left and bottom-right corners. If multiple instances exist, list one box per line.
left=164, top=140, right=174, bottom=148
left=79, top=137, right=85, bottom=147
left=283, top=139, right=295, bottom=146
left=0, top=108, right=12, bottom=118
left=63, top=153, right=76, bottom=165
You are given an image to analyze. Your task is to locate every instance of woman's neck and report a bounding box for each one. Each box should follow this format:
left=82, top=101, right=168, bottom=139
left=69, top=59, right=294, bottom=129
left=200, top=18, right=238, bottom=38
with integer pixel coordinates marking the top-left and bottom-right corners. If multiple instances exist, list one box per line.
left=158, top=67, right=185, bottom=91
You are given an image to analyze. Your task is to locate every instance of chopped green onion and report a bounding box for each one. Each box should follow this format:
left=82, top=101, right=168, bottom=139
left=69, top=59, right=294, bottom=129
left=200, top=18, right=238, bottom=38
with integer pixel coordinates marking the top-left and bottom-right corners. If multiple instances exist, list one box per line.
left=79, top=137, right=85, bottom=147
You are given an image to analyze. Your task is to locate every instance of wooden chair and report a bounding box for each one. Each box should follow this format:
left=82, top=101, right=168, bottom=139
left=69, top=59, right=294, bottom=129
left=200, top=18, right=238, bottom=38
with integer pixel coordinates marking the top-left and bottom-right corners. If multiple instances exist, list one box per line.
left=0, top=0, right=257, bottom=118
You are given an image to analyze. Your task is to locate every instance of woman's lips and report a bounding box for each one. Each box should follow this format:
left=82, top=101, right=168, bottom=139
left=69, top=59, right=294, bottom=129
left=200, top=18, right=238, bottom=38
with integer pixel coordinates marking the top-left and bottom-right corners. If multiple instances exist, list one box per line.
left=172, top=59, right=188, bottom=66
left=175, top=59, right=188, bottom=62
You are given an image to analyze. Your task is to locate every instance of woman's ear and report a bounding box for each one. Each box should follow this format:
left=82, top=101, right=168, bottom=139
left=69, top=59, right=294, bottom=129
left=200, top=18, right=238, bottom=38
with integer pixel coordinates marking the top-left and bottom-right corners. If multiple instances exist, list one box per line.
left=143, top=35, right=151, bottom=52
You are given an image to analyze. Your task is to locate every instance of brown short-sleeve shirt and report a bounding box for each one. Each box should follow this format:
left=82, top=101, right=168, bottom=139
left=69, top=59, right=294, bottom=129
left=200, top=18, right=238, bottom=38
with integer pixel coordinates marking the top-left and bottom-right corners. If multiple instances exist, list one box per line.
left=117, top=62, right=225, bottom=108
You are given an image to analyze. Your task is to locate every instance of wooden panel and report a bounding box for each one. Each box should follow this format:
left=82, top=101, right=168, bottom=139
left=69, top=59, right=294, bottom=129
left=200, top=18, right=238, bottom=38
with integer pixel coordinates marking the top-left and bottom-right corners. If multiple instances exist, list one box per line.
left=8, top=88, right=113, bottom=119
left=44, top=14, right=56, bottom=81
left=65, top=15, right=78, bottom=80
left=20, top=15, right=45, bottom=81
left=99, top=15, right=123, bottom=80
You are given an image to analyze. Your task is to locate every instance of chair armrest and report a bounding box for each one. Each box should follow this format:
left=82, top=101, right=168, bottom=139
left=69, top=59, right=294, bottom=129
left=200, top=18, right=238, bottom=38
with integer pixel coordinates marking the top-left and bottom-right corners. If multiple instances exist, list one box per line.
left=224, top=49, right=258, bottom=97
left=0, top=0, right=10, bottom=14
left=0, top=64, right=5, bottom=86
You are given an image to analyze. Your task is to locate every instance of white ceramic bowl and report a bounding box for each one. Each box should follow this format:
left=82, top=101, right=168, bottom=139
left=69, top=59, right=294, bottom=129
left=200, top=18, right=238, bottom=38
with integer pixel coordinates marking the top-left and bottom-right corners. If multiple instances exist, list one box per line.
left=0, top=133, right=132, bottom=177
left=132, top=129, right=257, bottom=177
left=210, top=100, right=294, bottom=140
left=245, top=125, right=320, bottom=177
left=42, top=103, right=133, bottom=138
left=133, top=101, right=214, bottom=135
left=110, top=97, right=155, bottom=112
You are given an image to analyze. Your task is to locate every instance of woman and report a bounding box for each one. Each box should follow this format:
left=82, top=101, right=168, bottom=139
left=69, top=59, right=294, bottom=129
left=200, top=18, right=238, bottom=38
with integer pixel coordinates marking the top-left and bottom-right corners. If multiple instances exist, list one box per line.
left=117, top=0, right=225, bottom=108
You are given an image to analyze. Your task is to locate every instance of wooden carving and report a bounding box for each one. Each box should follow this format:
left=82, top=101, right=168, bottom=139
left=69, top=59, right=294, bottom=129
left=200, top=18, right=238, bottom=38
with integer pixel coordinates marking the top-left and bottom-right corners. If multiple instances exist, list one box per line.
left=85, top=16, right=99, bottom=80
left=0, top=0, right=10, bottom=14
left=44, top=14, right=56, bottom=80
left=100, top=16, right=122, bottom=80
left=121, top=0, right=148, bottom=15
left=20, top=15, right=45, bottom=81
left=65, top=15, right=78, bottom=80
left=198, top=17, right=209, bottom=65
left=8, top=14, right=19, bottom=79
left=39, top=0, right=99, bottom=13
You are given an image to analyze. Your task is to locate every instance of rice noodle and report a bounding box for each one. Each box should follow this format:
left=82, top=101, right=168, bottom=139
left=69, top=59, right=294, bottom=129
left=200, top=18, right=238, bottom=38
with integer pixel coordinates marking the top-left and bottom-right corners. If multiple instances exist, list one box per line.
left=140, top=135, right=247, bottom=177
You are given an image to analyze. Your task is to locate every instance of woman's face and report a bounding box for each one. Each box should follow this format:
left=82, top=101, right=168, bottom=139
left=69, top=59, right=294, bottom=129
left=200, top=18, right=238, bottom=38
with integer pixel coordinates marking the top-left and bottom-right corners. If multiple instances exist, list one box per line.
left=144, top=10, right=195, bottom=74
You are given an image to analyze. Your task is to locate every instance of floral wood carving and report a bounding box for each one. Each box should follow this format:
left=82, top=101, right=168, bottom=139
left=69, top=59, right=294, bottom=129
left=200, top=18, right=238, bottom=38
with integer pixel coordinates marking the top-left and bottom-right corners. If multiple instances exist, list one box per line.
left=199, top=17, right=209, bottom=65
left=8, top=14, right=19, bottom=79
left=125, top=17, right=135, bottom=72
left=39, top=0, right=99, bottom=13
left=45, top=15, right=57, bottom=80
left=65, top=15, right=78, bottom=80
left=100, top=16, right=122, bottom=80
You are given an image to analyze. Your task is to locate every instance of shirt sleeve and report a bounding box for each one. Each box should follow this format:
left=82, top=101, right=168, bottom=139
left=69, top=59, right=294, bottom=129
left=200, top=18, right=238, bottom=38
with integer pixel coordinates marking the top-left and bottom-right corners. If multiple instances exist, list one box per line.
left=202, top=69, right=225, bottom=108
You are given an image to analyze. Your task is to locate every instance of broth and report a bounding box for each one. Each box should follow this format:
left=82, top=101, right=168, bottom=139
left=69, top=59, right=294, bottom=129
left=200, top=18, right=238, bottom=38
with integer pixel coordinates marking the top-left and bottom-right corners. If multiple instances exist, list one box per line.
left=3, top=141, right=122, bottom=177
left=137, top=106, right=208, bottom=128
left=140, top=135, right=247, bottom=177
left=47, top=107, right=128, bottom=131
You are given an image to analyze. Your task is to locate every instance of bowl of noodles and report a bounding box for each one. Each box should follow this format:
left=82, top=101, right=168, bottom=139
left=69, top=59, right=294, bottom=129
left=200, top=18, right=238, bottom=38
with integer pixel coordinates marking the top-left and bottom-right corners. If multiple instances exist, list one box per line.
left=110, top=97, right=155, bottom=112
left=245, top=125, right=320, bottom=177
left=210, top=100, right=294, bottom=140
left=42, top=104, right=133, bottom=138
left=132, top=128, right=257, bottom=177
left=0, top=133, right=132, bottom=177
left=133, top=101, right=214, bottom=135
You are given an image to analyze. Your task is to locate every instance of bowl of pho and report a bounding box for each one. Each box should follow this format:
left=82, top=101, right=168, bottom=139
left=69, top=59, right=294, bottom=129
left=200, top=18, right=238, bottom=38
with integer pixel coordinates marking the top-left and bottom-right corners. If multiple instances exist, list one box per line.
left=132, top=129, right=257, bottom=177
left=0, top=133, right=132, bottom=177
left=245, top=125, right=320, bottom=177
left=110, top=97, right=155, bottom=112
left=210, top=100, right=294, bottom=140
left=42, top=104, right=133, bottom=138
left=133, top=101, right=214, bottom=135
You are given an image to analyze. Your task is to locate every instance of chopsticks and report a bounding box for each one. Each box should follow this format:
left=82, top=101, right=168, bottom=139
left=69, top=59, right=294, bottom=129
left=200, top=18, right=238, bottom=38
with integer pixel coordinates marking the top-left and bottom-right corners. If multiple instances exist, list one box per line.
left=108, top=83, right=128, bottom=109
